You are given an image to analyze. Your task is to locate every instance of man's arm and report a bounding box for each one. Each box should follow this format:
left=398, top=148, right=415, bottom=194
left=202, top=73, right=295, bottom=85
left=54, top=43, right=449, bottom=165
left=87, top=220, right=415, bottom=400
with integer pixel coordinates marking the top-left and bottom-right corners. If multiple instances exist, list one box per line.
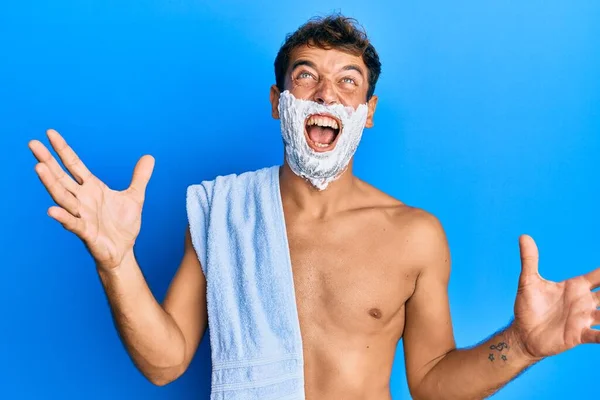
left=97, top=227, right=207, bottom=386
left=28, top=130, right=208, bottom=386
left=402, top=212, right=537, bottom=400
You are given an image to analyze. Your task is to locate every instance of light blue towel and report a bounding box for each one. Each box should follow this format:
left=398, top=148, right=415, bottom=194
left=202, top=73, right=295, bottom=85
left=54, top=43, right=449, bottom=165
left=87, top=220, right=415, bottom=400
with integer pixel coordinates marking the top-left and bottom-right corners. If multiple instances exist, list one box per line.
left=186, top=165, right=306, bottom=400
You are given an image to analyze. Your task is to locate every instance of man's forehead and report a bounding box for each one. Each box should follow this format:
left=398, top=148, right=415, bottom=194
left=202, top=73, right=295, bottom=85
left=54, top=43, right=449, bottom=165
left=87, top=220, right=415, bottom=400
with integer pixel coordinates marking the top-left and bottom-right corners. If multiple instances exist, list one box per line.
left=288, top=45, right=366, bottom=72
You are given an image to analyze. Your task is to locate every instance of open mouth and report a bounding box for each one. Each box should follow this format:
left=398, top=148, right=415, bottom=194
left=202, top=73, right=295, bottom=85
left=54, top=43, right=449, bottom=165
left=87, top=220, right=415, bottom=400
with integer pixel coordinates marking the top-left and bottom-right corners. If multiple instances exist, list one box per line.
left=304, top=113, right=342, bottom=152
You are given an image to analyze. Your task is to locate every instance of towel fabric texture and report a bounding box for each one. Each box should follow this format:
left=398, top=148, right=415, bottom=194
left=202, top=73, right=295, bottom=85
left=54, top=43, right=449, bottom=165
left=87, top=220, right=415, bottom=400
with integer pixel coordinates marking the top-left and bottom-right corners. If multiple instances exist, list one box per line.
left=186, top=165, right=306, bottom=400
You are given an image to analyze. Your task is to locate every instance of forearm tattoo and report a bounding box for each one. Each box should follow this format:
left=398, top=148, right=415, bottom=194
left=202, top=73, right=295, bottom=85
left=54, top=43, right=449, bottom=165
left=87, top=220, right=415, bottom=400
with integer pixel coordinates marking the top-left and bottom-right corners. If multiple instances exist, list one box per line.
left=488, top=342, right=510, bottom=362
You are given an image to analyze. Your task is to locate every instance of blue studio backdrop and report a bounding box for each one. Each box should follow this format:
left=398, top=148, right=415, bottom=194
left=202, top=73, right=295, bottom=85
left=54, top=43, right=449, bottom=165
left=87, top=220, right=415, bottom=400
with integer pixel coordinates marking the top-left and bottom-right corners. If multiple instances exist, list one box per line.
left=1, top=1, right=599, bottom=399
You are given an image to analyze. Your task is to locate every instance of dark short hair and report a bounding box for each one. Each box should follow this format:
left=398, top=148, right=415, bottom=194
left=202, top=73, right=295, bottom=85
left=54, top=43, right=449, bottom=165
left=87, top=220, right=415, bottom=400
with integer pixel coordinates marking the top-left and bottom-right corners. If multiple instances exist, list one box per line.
left=274, top=14, right=382, bottom=100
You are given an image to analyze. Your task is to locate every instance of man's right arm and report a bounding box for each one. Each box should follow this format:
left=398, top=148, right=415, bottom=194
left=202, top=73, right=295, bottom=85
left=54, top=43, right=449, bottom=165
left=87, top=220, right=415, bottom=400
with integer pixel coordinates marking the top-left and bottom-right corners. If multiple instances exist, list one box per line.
left=97, top=227, right=208, bottom=386
left=29, top=130, right=207, bottom=386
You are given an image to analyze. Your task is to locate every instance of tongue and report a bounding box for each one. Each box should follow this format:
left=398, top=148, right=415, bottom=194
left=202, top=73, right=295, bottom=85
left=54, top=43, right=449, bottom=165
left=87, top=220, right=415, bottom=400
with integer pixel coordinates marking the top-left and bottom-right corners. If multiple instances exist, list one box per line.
left=307, top=126, right=336, bottom=145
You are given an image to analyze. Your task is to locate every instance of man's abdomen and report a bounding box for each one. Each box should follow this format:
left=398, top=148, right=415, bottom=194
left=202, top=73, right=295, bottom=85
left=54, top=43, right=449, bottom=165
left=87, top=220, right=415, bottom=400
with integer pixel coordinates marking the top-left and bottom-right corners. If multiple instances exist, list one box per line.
left=301, top=334, right=396, bottom=400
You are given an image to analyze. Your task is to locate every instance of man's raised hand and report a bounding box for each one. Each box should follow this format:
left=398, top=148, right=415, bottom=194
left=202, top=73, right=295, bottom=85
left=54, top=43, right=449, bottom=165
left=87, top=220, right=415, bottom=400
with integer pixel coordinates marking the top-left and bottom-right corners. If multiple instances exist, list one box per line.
left=512, top=235, right=600, bottom=360
left=29, top=129, right=155, bottom=272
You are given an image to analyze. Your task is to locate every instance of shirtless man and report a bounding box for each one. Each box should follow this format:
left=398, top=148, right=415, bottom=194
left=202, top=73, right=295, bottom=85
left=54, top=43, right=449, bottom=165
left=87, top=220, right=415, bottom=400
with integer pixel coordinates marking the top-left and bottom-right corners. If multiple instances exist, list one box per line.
left=28, top=15, right=599, bottom=400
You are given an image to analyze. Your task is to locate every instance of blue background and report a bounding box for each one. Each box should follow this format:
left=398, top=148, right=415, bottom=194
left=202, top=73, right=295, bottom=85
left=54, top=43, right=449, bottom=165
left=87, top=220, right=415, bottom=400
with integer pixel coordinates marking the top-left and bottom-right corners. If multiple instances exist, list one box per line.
left=1, top=1, right=598, bottom=399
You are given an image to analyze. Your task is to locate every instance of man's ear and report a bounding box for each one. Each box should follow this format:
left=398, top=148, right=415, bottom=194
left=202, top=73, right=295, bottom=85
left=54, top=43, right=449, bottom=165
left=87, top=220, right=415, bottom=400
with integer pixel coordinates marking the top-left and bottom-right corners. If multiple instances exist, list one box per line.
left=365, top=95, right=378, bottom=128
left=270, top=85, right=281, bottom=119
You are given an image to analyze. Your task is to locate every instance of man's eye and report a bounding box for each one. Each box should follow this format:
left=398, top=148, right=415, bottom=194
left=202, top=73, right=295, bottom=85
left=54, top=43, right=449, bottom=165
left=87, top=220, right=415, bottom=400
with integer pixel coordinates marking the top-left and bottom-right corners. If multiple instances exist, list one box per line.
left=298, top=72, right=313, bottom=79
left=341, top=77, right=356, bottom=85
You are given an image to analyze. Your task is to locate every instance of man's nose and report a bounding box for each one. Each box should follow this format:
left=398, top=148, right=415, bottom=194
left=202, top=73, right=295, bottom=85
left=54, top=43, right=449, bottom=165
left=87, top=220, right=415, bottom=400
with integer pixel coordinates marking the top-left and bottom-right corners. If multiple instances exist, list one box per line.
left=313, top=79, right=339, bottom=105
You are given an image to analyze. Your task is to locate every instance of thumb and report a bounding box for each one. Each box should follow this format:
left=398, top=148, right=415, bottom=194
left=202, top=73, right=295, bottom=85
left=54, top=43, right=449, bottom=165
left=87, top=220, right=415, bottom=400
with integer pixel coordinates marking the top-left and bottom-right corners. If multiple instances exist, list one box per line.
left=128, top=155, right=155, bottom=202
left=518, top=234, right=540, bottom=285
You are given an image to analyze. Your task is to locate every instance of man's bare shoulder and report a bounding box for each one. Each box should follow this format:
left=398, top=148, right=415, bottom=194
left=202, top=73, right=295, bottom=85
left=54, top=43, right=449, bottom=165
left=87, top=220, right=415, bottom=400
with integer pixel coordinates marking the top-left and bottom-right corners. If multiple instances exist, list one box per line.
left=356, top=179, right=440, bottom=226
left=357, top=179, right=449, bottom=268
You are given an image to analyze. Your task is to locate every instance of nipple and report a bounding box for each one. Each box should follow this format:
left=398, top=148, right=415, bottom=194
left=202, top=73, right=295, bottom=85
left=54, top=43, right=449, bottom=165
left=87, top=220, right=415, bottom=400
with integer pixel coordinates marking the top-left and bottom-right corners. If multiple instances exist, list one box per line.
left=368, top=308, right=382, bottom=319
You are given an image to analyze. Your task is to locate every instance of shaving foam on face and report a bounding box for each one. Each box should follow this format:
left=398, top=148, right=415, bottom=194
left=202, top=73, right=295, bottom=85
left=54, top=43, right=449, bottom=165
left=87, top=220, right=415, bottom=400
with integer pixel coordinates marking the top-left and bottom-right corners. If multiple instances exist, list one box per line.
left=278, top=90, right=368, bottom=190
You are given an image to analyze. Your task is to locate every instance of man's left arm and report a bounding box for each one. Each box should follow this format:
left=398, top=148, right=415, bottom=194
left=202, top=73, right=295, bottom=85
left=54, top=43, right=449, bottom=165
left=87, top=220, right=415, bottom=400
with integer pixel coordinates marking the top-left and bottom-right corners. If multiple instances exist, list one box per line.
left=403, top=212, right=600, bottom=400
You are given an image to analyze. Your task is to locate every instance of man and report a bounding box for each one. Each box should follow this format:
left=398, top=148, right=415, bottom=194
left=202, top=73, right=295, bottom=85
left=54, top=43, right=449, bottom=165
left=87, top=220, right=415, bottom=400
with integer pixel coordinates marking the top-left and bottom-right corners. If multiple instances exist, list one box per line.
left=28, top=14, right=599, bottom=400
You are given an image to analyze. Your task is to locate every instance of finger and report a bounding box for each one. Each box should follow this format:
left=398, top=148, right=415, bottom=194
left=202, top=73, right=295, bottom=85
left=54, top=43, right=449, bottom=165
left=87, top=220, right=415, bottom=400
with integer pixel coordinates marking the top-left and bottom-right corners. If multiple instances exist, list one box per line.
left=584, top=266, right=600, bottom=290
left=593, top=309, right=600, bottom=326
left=28, top=139, right=80, bottom=194
left=581, top=328, right=600, bottom=344
left=519, top=234, right=540, bottom=284
left=48, top=206, right=84, bottom=236
left=127, top=155, right=155, bottom=203
left=46, top=129, right=93, bottom=184
left=35, top=163, right=81, bottom=217
left=594, top=291, right=600, bottom=307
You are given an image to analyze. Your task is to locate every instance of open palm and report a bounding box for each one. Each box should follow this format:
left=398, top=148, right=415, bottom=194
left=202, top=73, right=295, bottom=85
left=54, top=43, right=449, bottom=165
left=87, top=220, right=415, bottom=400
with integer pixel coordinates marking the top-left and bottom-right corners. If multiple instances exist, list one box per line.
left=513, top=235, right=600, bottom=359
left=29, top=129, right=155, bottom=271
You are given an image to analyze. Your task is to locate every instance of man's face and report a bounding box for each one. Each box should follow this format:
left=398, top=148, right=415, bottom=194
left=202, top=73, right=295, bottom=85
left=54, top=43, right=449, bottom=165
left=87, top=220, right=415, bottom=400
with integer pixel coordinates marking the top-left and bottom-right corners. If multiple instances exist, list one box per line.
left=270, top=45, right=378, bottom=131
left=271, top=45, right=377, bottom=189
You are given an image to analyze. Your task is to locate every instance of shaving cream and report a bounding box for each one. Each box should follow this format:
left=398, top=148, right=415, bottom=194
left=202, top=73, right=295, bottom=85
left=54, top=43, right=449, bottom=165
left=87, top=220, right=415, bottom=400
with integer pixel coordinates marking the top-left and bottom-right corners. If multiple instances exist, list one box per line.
left=278, top=90, right=368, bottom=190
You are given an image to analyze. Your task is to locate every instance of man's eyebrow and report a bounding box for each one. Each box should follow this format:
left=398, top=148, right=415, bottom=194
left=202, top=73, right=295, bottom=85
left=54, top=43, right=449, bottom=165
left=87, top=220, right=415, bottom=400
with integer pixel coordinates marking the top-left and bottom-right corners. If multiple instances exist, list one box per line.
left=290, top=59, right=317, bottom=71
left=290, top=60, right=365, bottom=78
left=342, top=64, right=365, bottom=78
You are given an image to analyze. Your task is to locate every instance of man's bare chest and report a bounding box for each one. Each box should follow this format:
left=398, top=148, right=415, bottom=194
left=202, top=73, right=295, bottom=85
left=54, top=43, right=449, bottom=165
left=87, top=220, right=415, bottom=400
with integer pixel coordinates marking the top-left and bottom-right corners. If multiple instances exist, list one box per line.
left=284, top=216, right=419, bottom=333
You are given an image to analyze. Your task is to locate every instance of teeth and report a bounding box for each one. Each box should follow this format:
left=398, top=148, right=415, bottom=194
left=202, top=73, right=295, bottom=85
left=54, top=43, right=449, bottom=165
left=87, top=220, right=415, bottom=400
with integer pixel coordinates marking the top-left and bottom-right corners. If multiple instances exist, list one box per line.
left=307, top=115, right=339, bottom=130
left=314, top=142, right=329, bottom=148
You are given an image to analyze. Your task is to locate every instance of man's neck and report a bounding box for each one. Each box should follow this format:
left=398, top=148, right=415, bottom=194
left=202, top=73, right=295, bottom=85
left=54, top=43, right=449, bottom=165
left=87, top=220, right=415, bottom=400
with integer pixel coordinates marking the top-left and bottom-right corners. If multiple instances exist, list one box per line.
left=278, top=162, right=359, bottom=219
